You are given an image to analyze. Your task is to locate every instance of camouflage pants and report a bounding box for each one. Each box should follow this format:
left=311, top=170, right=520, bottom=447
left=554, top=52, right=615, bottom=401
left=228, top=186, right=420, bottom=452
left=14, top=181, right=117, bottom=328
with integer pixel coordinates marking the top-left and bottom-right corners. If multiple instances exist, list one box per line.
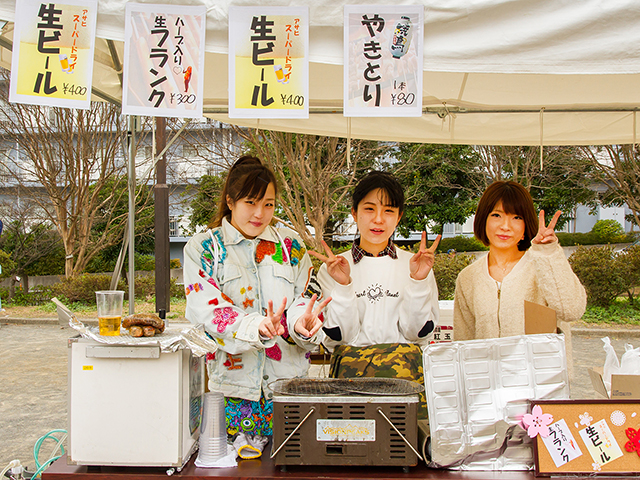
left=329, top=343, right=427, bottom=419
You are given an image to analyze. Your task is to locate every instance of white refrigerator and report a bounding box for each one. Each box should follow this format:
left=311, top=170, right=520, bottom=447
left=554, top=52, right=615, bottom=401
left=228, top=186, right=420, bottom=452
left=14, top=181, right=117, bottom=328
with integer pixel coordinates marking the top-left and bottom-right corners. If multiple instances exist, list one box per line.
left=67, top=337, right=204, bottom=468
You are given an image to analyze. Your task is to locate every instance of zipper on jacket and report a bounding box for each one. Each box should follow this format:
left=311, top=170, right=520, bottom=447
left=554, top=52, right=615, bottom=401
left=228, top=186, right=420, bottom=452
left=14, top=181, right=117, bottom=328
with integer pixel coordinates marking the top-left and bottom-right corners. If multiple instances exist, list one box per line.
left=496, top=281, right=501, bottom=336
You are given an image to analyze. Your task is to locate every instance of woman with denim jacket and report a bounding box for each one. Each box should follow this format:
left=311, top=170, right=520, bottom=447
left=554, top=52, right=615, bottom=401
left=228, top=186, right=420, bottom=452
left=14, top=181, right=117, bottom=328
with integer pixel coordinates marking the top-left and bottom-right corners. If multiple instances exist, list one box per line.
left=184, top=156, right=329, bottom=438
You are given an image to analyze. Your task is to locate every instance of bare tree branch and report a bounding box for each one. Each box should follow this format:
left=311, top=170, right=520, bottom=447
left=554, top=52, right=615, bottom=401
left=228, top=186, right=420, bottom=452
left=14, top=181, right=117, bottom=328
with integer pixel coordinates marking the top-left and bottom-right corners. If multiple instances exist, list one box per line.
left=0, top=70, right=154, bottom=277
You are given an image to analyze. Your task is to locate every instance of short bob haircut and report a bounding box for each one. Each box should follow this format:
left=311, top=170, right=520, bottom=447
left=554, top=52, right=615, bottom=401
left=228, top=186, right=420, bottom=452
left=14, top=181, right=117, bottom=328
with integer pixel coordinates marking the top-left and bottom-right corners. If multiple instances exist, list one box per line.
left=473, top=181, right=539, bottom=251
left=352, top=171, right=404, bottom=215
left=209, top=155, right=277, bottom=228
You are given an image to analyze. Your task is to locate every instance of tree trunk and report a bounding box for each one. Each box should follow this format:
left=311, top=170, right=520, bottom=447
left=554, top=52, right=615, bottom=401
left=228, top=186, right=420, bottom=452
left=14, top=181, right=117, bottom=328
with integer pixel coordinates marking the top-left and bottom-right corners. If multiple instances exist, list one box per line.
left=323, top=221, right=335, bottom=248
left=8, top=277, right=16, bottom=300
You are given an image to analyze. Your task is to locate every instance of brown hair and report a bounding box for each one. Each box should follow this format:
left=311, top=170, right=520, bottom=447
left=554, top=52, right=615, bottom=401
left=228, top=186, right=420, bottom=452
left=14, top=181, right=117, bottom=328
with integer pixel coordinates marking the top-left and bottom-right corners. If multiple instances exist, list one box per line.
left=209, top=155, right=278, bottom=228
left=473, top=181, right=539, bottom=251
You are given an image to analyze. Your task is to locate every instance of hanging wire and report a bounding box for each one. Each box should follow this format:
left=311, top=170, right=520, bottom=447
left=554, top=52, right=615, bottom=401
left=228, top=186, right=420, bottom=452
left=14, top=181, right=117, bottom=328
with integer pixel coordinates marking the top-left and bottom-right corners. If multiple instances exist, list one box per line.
left=539, top=107, right=545, bottom=170
left=633, top=110, right=637, bottom=151
left=347, top=117, right=352, bottom=169
left=152, top=116, right=156, bottom=179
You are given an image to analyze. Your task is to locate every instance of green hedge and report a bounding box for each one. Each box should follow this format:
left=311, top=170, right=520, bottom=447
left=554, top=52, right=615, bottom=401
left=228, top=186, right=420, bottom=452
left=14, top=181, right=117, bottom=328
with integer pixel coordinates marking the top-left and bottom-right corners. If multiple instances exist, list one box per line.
left=557, top=220, right=637, bottom=246
left=51, top=273, right=184, bottom=305
left=432, top=252, right=474, bottom=300
left=557, top=231, right=637, bottom=246
left=568, top=245, right=640, bottom=307
left=436, top=235, right=488, bottom=253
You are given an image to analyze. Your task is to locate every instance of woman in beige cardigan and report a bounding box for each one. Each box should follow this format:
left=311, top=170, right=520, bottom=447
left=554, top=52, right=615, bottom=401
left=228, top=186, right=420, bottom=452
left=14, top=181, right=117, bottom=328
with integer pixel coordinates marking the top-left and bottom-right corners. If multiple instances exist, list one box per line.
left=453, top=181, right=586, bottom=341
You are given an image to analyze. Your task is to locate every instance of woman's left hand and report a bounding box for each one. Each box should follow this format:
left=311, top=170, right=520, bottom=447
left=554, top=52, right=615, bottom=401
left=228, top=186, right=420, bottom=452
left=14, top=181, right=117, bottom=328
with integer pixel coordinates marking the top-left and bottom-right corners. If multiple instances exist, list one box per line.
left=410, top=232, right=441, bottom=281
left=532, top=210, right=561, bottom=245
left=294, top=294, right=332, bottom=337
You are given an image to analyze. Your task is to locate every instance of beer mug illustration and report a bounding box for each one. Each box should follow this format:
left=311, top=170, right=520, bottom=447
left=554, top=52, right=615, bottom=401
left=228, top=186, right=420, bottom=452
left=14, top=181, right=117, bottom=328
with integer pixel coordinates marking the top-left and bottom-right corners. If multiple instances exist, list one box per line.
left=390, top=16, right=413, bottom=59
left=274, top=65, right=288, bottom=84
left=59, top=54, right=70, bottom=73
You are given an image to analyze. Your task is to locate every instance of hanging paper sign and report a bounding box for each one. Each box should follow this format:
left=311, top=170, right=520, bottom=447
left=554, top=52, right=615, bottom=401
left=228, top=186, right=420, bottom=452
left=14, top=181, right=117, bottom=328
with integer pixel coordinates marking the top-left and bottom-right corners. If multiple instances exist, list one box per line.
left=229, top=6, right=309, bottom=119
left=122, top=3, right=206, bottom=118
left=344, top=5, right=423, bottom=117
left=9, top=0, right=98, bottom=109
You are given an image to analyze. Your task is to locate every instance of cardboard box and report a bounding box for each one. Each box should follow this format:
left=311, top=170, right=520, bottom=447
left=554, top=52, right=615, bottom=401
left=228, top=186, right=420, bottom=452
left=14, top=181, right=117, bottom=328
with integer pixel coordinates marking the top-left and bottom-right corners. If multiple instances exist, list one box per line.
left=524, top=300, right=557, bottom=334
left=430, top=300, right=453, bottom=344
left=431, top=300, right=560, bottom=344
left=588, top=367, right=640, bottom=399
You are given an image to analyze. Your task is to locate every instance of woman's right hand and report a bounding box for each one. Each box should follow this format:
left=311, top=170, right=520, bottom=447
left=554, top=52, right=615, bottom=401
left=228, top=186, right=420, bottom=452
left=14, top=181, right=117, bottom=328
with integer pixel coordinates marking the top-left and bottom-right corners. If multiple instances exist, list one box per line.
left=309, top=240, right=351, bottom=285
left=532, top=210, right=562, bottom=245
left=259, top=298, right=287, bottom=339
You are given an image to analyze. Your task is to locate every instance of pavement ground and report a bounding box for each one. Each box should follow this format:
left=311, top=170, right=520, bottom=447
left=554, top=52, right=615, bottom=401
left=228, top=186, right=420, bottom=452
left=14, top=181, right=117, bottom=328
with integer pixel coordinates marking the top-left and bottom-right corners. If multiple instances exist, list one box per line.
left=1, top=320, right=639, bottom=472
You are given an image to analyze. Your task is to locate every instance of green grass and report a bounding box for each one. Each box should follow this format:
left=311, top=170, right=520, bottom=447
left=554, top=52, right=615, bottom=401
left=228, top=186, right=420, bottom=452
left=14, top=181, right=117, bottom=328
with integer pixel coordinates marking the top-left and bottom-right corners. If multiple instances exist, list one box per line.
left=23, top=297, right=187, bottom=318
left=582, top=298, right=640, bottom=325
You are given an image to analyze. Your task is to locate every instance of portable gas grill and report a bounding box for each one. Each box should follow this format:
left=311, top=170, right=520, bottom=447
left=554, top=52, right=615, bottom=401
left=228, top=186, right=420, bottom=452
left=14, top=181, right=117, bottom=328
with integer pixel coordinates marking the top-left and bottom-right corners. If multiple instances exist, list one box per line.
left=270, top=378, right=423, bottom=469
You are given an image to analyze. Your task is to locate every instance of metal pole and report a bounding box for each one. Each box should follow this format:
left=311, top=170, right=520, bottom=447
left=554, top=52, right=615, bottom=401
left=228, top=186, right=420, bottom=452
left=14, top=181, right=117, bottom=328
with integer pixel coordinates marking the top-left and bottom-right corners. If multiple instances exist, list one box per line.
left=154, top=116, right=170, bottom=313
left=128, top=116, right=137, bottom=315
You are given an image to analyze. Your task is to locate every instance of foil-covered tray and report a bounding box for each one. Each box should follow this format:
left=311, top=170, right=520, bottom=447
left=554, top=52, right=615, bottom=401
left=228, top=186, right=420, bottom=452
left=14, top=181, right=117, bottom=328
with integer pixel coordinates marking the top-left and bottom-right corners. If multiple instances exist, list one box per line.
left=423, top=333, right=570, bottom=471
left=53, top=297, right=218, bottom=357
left=270, top=377, right=423, bottom=396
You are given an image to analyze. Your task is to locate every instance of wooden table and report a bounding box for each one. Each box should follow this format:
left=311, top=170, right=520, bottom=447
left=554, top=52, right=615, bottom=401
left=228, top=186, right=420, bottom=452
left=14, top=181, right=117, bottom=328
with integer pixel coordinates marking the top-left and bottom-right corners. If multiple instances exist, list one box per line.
left=43, top=454, right=543, bottom=480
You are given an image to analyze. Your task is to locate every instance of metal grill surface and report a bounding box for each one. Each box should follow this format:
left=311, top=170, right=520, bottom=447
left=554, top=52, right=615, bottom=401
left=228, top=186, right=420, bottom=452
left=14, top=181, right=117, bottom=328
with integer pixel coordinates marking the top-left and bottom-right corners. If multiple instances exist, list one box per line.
left=270, top=377, right=423, bottom=396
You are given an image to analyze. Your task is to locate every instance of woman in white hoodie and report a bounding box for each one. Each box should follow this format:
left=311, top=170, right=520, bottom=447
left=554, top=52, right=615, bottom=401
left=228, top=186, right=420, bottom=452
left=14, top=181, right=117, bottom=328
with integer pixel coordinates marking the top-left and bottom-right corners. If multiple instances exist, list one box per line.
left=453, top=181, right=586, bottom=340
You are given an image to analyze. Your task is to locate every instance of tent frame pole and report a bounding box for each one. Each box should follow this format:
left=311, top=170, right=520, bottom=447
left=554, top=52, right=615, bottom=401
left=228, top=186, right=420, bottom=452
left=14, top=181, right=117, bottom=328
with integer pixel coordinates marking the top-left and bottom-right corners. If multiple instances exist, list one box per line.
left=128, top=116, right=137, bottom=314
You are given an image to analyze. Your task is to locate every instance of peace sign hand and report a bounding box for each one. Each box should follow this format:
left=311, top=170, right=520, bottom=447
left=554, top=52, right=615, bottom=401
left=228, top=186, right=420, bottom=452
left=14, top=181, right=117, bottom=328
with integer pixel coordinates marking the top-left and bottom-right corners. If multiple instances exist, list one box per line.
left=532, top=210, right=561, bottom=245
left=259, top=298, right=287, bottom=339
left=294, top=294, right=332, bottom=338
left=410, top=232, right=441, bottom=281
left=309, top=240, right=351, bottom=285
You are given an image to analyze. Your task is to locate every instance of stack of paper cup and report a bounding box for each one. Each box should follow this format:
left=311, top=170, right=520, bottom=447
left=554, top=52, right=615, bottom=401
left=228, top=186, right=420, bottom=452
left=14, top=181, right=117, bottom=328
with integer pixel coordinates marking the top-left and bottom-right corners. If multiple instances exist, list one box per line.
left=196, top=391, right=228, bottom=465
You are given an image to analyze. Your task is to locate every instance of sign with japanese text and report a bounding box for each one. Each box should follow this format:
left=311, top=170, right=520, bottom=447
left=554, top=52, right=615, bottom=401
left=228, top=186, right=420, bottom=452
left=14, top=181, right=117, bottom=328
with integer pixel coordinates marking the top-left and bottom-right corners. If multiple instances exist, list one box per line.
left=541, top=419, right=583, bottom=468
left=9, top=0, right=98, bottom=109
left=578, top=419, right=623, bottom=468
left=531, top=400, right=640, bottom=476
left=122, top=3, right=206, bottom=118
left=344, top=5, right=423, bottom=117
left=229, top=6, right=309, bottom=119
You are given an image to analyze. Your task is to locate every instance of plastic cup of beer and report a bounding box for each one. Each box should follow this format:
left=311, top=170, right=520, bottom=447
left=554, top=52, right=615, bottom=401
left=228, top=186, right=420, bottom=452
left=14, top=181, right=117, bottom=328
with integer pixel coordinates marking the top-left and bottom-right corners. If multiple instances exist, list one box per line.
left=95, top=290, right=124, bottom=336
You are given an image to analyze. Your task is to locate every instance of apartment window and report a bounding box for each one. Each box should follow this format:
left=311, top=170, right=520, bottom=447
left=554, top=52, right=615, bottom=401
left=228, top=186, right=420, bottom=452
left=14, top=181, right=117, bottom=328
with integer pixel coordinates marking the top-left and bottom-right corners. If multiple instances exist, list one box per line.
left=183, top=144, right=199, bottom=158
left=0, top=149, right=10, bottom=180
left=169, top=216, right=179, bottom=237
left=206, top=163, right=224, bottom=176
left=0, top=108, right=10, bottom=124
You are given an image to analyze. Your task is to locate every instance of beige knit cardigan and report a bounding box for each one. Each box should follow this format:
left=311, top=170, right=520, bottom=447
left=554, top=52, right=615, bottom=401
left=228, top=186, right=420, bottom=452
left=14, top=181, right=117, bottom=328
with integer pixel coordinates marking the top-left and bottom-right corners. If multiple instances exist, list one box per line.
left=453, top=241, right=587, bottom=341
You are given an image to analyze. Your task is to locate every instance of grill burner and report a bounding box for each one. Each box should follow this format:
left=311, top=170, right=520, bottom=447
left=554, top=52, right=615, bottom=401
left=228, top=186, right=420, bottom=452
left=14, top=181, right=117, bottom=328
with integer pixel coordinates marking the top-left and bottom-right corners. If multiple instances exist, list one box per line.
left=269, top=377, right=423, bottom=396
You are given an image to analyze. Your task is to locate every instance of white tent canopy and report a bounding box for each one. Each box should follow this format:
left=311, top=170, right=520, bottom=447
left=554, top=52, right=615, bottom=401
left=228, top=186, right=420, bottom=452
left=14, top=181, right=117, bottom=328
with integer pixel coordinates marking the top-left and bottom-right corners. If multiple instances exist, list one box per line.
left=2, top=0, right=640, bottom=145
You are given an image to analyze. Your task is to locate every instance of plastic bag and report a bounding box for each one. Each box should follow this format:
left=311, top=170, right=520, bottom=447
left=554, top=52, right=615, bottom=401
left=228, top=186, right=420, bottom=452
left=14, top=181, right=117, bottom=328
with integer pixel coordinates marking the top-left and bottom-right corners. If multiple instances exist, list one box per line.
left=601, top=337, right=640, bottom=395
left=620, top=343, right=640, bottom=374
left=601, top=337, right=620, bottom=393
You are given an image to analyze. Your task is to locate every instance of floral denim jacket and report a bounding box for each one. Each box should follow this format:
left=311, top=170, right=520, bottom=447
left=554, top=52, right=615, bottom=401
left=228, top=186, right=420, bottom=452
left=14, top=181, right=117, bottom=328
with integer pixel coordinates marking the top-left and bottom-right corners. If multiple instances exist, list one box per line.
left=184, top=218, right=323, bottom=401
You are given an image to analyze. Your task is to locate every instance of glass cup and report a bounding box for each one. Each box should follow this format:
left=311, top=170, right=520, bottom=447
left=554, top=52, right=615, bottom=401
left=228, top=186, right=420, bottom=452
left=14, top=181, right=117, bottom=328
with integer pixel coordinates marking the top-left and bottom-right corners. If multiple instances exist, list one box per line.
left=95, top=290, right=124, bottom=336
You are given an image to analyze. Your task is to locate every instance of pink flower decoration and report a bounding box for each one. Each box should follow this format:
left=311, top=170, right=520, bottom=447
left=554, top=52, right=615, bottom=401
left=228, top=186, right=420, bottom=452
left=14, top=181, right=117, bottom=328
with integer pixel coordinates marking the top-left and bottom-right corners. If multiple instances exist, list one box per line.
left=522, top=405, right=554, bottom=438
left=212, top=307, right=238, bottom=333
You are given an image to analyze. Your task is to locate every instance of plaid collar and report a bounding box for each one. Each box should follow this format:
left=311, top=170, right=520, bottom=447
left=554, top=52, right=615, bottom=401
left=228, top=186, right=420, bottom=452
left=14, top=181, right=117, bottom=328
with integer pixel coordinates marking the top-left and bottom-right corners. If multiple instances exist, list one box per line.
left=351, top=238, right=398, bottom=264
